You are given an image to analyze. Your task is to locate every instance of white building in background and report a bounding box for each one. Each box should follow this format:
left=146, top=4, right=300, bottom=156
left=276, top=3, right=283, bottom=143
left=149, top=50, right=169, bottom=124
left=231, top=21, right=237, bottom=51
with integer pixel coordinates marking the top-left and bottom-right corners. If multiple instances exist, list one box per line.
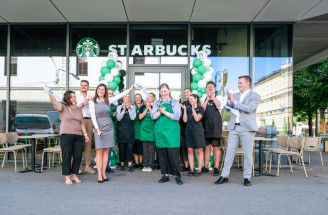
left=254, top=62, right=293, bottom=132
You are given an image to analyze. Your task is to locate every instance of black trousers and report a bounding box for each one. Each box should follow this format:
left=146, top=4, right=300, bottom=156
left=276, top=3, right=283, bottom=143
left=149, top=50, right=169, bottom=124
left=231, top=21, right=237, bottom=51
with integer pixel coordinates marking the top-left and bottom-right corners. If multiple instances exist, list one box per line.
left=157, top=148, right=181, bottom=177
left=133, top=139, right=143, bottom=155
left=60, top=134, right=84, bottom=175
left=180, top=135, right=188, bottom=162
left=118, top=142, right=134, bottom=163
left=143, top=141, right=155, bottom=168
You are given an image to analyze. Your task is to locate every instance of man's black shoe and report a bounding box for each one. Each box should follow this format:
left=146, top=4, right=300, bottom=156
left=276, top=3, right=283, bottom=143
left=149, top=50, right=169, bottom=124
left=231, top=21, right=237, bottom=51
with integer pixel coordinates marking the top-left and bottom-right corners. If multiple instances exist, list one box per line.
left=214, top=176, right=229, bottom=185
left=201, top=167, right=209, bottom=173
left=106, top=166, right=114, bottom=173
left=213, top=168, right=220, bottom=176
left=158, top=175, right=169, bottom=183
left=244, top=178, right=251, bottom=186
left=175, top=177, right=183, bottom=185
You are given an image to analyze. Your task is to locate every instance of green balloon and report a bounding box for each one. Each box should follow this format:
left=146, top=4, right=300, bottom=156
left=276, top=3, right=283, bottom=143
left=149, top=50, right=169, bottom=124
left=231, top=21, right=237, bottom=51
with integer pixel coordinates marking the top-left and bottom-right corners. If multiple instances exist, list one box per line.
left=113, top=76, right=121, bottom=84
left=197, top=65, right=207, bottom=75
left=106, top=60, right=116, bottom=69
left=100, top=67, right=110, bottom=76
left=116, top=71, right=121, bottom=77
left=99, top=75, right=105, bottom=81
left=193, top=59, right=202, bottom=68
left=119, top=82, right=124, bottom=89
left=200, top=88, right=206, bottom=94
left=108, top=81, right=118, bottom=91
left=192, top=73, right=202, bottom=83
left=190, top=82, right=198, bottom=90
left=197, top=92, right=203, bottom=98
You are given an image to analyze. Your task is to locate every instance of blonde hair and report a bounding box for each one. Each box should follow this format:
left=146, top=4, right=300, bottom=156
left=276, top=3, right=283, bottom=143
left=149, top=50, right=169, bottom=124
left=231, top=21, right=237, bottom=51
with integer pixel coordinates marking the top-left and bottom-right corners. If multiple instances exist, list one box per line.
left=159, top=83, right=172, bottom=99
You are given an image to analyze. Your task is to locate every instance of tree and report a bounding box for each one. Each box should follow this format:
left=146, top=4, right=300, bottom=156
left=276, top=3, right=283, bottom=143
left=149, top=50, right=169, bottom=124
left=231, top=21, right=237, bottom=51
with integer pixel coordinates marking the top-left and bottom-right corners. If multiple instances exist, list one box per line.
left=293, top=59, right=328, bottom=136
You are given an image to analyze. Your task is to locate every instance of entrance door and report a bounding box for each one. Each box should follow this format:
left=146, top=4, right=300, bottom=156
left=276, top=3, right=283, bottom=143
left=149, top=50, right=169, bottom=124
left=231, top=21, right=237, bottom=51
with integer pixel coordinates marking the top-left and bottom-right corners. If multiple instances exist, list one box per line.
left=129, top=66, right=187, bottom=100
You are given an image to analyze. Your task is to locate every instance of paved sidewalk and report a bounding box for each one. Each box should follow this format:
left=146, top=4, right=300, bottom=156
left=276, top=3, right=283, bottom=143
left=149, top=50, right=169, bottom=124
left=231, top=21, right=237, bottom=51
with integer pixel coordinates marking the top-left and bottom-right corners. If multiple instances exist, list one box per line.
left=0, top=152, right=328, bottom=215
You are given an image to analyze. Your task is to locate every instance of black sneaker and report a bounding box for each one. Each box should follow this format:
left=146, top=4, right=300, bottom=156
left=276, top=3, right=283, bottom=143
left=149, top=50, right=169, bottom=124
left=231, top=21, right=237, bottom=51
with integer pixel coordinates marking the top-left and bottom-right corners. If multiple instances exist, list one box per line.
left=128, top=166, right=134, bottom=172
left=187, top=171, right=195, bottom=176
left=133, top=164, right=139, bottom=169
left=180, top=166, right=190, bottom=172
left=201, top=167, right=209, bottom=173
left=194, top=171, right=203, bottom=177
left=158, top=175, right=169, bottom=183
left=106, top=166, right=114, bottom=173
left=138, top=163, right=143, bottom=169
left=120, top=166, right=125, bottom=171
left=213, top=168, right=220, bottom=176
left=175, top=177, right=183, bottom=185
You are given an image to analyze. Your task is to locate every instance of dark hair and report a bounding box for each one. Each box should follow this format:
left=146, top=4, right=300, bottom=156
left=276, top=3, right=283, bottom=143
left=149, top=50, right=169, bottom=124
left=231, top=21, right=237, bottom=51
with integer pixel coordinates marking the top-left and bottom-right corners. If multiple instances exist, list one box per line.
left=189, top=94, right=201, bottom=107
left=149, top=92, right=156, bottom=100
left=63, top=91, right=75, bottom=106
left=80, top=80, right=89, bottom=86
left=238, top=75, right=252, bottom=85
left=206, top=81, right=216, bottom=88
left=159, top=83, right=172, bottom=99
left=93, top=84, right=109, bottom=105
left=134, top=93, right=144, bottom=106
left=184, top=88, right=192, bottom=92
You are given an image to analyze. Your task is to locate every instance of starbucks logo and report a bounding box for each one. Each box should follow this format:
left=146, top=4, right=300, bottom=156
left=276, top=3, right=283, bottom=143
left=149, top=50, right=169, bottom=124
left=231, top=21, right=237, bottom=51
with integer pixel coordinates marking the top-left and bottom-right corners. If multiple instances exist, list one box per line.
left=76, top=38, right=100, bottom=61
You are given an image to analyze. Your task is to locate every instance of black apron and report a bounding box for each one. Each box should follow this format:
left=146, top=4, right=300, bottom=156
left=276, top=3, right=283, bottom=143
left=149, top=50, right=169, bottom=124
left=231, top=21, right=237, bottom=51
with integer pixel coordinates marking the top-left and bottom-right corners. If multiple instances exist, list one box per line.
left=117, top=109, right=135, bottom=143
left=203, top=99, right=222, bottom=139
left=179, top=101, right=191, bottom=136
left=185, top=107, right=206, bottom=148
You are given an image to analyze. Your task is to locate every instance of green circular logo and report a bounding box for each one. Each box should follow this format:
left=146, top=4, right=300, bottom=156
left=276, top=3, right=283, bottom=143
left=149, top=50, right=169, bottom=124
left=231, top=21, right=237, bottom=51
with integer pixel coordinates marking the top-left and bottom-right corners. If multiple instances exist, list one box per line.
left=76, top=38, right=100, bottom=61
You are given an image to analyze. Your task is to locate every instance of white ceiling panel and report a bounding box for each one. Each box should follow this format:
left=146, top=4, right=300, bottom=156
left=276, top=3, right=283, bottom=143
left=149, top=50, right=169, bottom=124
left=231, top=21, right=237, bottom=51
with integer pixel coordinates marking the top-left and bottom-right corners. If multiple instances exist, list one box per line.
left=0, top=0, right=66, bottom=22
left=52, top=0, right=127, bottom=22
left=300, top=0, right=328, bottom=20
left=254, top=0, right=321, bottom=21
left=124, top=0, right=195, bottom=21
left=191, top=0, right=269, bottom=22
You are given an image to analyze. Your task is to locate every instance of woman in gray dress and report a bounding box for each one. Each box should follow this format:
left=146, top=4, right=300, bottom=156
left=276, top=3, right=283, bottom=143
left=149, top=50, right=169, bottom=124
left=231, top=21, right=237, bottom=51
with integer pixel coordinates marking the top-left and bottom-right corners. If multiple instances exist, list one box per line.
left=89, top=83, right=134, bottom=183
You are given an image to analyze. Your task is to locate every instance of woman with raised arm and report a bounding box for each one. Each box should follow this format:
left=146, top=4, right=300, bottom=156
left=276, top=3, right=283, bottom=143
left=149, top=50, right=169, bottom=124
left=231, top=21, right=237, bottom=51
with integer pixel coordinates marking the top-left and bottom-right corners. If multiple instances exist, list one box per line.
left=152, top=83, right=183, bottom=185
left=182, top=94, right=205, bottom=177
left=48, top=90, right=89, bottom=185
left=89, top=84, right=134, bottom=183
left=116, top=93, right=136, bottom=171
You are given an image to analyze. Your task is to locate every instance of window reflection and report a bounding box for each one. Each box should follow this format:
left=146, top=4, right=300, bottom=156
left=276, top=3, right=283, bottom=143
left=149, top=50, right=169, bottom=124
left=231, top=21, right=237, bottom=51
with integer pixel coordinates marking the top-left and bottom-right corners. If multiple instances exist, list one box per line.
left=0, top=26, right=7, bottom=132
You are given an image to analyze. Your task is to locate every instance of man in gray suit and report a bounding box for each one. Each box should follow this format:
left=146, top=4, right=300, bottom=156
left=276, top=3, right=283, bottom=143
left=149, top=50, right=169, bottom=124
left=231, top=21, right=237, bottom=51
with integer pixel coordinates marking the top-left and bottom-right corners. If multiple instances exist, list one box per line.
left=215, top=76, right=261, bottom=186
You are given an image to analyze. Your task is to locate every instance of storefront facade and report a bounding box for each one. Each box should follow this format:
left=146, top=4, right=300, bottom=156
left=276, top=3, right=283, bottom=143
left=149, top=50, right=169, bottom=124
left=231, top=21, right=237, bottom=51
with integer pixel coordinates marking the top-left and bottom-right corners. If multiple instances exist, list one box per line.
left=0, top=23, right=293, bottom=134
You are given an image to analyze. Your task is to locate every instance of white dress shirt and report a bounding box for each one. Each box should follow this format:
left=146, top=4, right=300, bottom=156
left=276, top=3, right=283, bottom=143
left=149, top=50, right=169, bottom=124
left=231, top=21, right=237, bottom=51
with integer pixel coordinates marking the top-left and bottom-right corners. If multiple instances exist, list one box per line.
left=76, top=91, right=92, bottom=118
left=235, top=89, right=250, bottom=123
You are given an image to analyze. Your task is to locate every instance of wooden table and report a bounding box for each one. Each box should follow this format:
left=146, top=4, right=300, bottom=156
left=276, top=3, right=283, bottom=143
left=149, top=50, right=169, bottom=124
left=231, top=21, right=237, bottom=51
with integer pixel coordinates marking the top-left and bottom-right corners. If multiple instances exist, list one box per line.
left=18, top=134, right=59, bottom=173
left=254, top=137, right=277, bottom=176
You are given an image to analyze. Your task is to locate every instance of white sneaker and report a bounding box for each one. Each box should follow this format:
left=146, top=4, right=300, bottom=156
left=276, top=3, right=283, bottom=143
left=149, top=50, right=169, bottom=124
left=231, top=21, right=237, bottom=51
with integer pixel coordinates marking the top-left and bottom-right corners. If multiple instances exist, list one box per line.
left=145, top=167, right=153, bottom=172
left=142, top=167, right=148, bottom=172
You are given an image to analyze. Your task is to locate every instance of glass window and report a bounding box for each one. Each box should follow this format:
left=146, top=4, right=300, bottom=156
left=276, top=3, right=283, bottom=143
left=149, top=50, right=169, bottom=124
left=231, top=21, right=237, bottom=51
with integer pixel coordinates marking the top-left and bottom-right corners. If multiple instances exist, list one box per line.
left=191, top=24, right=249, bottom=129
left=0, top=25, right=7, bottom=132
left=129, top=24, right=188, bottom=64
left=70, top=25, right=127, bottom=90
left=253, top=25, right=293, bottom=134
left=9, top=25, right=66, bottom=134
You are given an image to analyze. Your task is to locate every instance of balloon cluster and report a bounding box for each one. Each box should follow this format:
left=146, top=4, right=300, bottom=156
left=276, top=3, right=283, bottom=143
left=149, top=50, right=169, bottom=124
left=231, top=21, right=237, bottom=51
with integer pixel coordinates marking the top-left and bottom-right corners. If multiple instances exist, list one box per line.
left=191, top=51, right=214, bottom=98
left=99, top=52, right=126, bottom=92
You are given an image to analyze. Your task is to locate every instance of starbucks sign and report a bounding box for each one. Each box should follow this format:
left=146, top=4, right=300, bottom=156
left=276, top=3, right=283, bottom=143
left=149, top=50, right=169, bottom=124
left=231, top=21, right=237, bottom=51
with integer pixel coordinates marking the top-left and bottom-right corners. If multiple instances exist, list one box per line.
left=76, top=38, right=100, bottom=61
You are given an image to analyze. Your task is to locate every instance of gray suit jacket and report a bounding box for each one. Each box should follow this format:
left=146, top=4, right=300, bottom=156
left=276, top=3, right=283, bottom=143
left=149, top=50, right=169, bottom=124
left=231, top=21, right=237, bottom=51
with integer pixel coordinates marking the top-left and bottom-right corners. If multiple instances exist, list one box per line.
left=226, top=90, right=261, bottom=132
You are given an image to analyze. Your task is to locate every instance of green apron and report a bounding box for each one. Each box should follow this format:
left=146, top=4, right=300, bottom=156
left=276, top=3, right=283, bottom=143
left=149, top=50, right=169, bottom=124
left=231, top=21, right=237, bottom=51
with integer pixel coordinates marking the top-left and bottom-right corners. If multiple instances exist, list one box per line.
left=154, top=100, right=180, bottom=148
left=140, top=107, right=155, bottom=142
left=134, top=106, right=141, bottom=140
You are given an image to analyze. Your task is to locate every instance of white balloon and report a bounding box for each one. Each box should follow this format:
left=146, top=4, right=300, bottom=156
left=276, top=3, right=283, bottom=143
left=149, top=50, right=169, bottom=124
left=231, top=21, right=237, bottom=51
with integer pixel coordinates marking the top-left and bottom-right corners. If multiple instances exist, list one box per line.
left=115, top=61, right=123, bottom=70
left=99, top=80, right=108, bottom=85
left=191, top=68, right=197, bottom=75
left=192, top=90, right=198, bottom=94
left=207, top=67, right=214, bottom=74
left=202, top=58, right=211, bottom=67
left=101, top=60, right=107, bottom=67
left=203, top=72, right=212, bottom=81
left=108, top=52, right=118, bottom=62
left=111, top=68, right=119, bottom=76
left=104, top=73, right=113, bottom=83
left=197, top=51, right=208, bottom=59
left=198, top=80, right=206, bottom=88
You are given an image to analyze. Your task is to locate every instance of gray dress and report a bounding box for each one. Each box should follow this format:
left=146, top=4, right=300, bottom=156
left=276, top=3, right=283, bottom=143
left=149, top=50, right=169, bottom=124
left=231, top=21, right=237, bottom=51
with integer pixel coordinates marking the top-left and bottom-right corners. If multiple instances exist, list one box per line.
left=93, top=101, right=115, bottom=149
